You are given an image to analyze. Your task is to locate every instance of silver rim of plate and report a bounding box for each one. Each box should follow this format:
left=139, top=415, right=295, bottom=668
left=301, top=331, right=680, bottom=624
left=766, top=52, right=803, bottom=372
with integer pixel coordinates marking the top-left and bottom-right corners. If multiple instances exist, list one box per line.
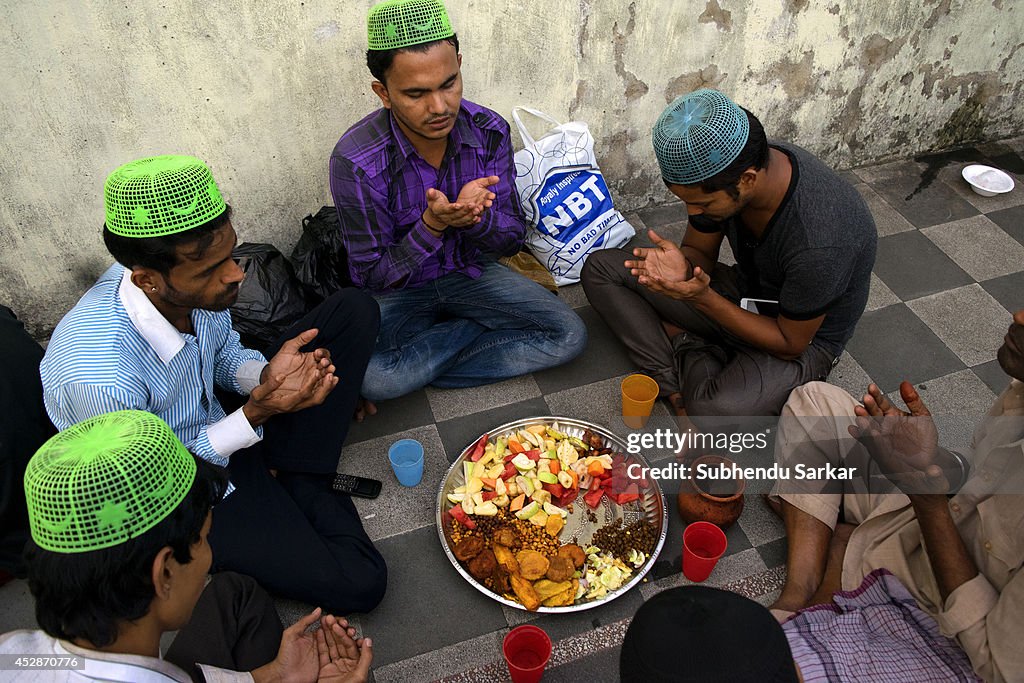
left=435, top=416, right=669, bottom=613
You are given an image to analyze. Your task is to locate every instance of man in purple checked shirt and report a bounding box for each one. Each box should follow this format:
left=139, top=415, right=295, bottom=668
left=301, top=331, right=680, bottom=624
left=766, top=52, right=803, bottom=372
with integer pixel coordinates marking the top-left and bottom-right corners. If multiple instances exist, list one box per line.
left=329, top=0, right=586, bottom=403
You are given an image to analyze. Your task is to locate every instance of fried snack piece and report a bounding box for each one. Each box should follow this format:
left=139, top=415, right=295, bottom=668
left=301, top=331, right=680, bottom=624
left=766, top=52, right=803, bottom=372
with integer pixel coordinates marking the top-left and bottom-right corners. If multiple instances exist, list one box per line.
left=545, top=513, right=565, bottom=537
left=557, top=543, right=586, bottom=569
left=533, top=579, right=571, bottom=601
left=468, top=548, right=497, bottom=580
left=493, top=543, right=520, bottom=574
left=453, top=536, right=485, bottom=562
left=492, top=567, right=512, bottom=595
left=516, top=550, right=550, bottom=580
left=494, top=527, right=516, bottom=547
left=545, top=555, right=575, bottom=582
left=510, top=572, right=541, bottom=611
left=542, top=578, right=579, bottom=607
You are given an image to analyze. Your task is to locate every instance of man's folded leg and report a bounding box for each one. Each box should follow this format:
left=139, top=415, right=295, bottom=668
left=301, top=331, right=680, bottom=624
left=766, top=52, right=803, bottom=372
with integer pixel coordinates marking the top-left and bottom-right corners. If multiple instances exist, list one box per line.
left=363, top=316, right=487, bottom=400
left=209, top=451, right=387, bottom=615
left=680, top=342, right=835, bottom=417
left=581, top=249, right=731, bottom=396
left=261, top=288, right=381, bottom=474
left=431, top=261, right=587, bottom=387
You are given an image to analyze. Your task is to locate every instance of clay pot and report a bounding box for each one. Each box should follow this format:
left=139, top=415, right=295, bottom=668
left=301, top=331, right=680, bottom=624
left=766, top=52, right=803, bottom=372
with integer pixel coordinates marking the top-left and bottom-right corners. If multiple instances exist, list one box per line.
left=676, top=454, right=746, bottom=530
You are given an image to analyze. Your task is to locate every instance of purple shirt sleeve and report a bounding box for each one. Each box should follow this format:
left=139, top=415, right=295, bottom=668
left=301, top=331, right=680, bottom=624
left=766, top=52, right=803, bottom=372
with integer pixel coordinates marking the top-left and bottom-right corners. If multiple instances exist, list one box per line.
left=329, top=154, right=445, bottom=291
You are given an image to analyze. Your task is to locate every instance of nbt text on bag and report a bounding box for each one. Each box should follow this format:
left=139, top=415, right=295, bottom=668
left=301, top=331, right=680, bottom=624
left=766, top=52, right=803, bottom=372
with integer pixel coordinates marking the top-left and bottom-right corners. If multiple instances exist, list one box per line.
left=512, top=107, right=635, bottom=286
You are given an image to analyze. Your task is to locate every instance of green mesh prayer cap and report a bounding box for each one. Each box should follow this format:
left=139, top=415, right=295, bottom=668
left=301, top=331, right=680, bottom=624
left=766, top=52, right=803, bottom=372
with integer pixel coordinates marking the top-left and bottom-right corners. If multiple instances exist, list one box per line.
left=652, top=89, right=750, bottom=185
left=367, top=0, right=453, bottom=51
left=24, top=410, right=197, bottom=554
left=104, top=155, right=226, bottom=238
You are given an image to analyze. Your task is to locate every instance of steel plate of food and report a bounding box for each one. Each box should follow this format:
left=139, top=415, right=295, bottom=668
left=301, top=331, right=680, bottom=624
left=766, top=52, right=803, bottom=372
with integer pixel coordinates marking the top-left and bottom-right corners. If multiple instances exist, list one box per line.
left=436, top=417, right=668, bottom=613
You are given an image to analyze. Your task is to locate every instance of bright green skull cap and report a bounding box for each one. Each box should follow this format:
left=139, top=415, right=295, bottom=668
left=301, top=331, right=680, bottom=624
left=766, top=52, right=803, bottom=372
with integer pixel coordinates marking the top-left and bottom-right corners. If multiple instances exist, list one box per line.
left=367, top=0, right=453, bottom=51
left=652, top=89, right=750, bottom=185
left=24, top=410, right=197, bottom=554
left=104, top=155, right=226, bottom=238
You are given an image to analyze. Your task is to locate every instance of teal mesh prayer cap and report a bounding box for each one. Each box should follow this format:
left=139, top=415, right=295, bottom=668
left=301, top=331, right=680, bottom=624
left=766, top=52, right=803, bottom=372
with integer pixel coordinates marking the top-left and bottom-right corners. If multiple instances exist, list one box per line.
left=24, top=411, right=197, bottom=554
left=367, top=0, right=453, bottom=51
left=652, top=89, right=750, bottom=185
left=104, top=155, right=227, bottom=238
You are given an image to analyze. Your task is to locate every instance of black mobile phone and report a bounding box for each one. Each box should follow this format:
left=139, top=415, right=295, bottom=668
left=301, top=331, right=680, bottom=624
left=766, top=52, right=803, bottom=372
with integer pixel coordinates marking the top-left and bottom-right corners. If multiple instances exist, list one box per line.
left=332, top=473, right=383, bottom=499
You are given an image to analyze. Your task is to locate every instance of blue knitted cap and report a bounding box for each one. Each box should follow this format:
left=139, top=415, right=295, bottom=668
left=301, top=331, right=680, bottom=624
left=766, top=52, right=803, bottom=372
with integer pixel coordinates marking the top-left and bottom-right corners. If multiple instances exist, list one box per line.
left=652, top=89, right=750, bottom=185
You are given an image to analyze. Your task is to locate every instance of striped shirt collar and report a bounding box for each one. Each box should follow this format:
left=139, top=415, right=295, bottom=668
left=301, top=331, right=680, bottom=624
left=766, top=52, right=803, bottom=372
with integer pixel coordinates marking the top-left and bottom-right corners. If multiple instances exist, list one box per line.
left=118, top=267, right=186, bottom=365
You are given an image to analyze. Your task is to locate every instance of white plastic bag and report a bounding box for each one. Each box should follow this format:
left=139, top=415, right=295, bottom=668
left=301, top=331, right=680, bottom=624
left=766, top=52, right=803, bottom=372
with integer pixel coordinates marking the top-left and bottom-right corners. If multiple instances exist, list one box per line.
left=512, top=107, right=635, bottom=286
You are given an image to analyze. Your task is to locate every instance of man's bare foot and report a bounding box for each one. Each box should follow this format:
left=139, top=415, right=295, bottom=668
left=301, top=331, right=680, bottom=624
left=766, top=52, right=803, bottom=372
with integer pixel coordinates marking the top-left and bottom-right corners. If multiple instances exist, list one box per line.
left=666, top=392, right=687, bottom=416
left=770, top=501, right=834, bottom=614
left=806, top=523, right=855, bottom=606
left=771, top=522, right=855, bottom=613
left=354, top=398, right=377, bottom=422
left=762, top=493, right=782, bottom=517
left=769, top=579, right=818, bottom=614
left=661, top=321, right=685, bottom=340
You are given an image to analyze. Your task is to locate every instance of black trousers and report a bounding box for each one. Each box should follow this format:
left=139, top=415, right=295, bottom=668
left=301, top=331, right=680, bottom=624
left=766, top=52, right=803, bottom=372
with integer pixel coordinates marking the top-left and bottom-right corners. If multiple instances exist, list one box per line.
left=0, top=306, right=55, bottom=576
left=165, top=572, right=283, bottom=682
left=582, top=249, right=836, bottom=417
left=208, top=289, right=388, bottom=614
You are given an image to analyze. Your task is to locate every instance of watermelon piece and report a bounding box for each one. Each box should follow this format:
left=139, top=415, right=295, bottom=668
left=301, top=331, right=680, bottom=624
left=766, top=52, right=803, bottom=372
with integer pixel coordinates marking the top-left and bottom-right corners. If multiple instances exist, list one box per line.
left=584, top=487, right=605, bottom=509
left=449, top=505, right=476, bottom=529
left=499, top=462, right=518, bottom=480
left=542, top=482, right=565, bottom=498
left=468, top=433, right=489, bottom=461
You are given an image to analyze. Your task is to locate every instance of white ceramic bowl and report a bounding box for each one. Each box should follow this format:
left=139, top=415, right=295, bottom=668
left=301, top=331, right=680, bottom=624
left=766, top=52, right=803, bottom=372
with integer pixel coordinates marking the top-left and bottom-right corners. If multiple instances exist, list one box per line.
left=962, top=164, right=1015, bottom=197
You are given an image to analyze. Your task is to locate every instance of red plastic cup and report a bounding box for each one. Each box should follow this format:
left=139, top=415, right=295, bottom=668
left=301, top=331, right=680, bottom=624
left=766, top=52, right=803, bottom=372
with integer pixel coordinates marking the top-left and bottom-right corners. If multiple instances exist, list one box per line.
left=682, top=521, right=728, bottom=582
left=503, top=624, right=552, bottom=683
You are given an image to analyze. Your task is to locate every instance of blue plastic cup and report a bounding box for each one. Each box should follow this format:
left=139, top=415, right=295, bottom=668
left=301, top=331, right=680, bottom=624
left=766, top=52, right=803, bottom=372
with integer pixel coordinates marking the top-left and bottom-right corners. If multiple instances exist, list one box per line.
left=388, top=439, right=425, bottom=487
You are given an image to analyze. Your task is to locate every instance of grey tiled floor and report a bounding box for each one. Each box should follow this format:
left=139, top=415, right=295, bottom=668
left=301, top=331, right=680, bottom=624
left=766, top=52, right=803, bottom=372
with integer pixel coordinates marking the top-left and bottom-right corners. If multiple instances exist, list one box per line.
left=2, top=137, right=1022, bottom=681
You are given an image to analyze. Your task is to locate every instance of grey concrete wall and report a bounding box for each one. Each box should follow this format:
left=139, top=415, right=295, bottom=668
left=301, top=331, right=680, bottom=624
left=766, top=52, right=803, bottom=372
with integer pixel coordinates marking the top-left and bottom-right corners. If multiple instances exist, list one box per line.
left=2, top=0, right=1022, bottom=336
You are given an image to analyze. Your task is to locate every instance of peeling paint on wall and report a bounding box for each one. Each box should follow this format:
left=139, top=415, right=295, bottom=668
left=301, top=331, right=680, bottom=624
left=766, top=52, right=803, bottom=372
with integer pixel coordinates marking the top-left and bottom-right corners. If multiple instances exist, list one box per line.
left=568, top=80, right=587, bottom=120
left=698, top=0, right=732, bottom=32
left=935, top=93, right=986, bottom=149
left=771, top=51, right=817, bottom=99
left=663, top=65, right=726, bottom=103
left=828, top=85, right=865, bottom=154
left=924, top=0, right=952, bottom=30
left=598, top=128, right=647, bottom=197
left=860, top=34, right=907, bottom=69
left=612, top=3, right=649, bottom=102
left=576, top=0, right=592, bottom=59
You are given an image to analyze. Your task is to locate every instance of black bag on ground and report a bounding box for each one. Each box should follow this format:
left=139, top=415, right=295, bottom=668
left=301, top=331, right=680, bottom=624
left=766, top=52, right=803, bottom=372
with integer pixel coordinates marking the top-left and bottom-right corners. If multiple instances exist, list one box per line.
left=230, top=243, right=308, bottom=354
left=290, top=206, right=352, bottom=304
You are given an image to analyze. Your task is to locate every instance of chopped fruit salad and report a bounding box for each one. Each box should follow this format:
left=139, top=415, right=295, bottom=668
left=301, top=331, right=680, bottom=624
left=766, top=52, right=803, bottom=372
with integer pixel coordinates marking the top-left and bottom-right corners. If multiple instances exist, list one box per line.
left=446, top=423, right=650, bottom=533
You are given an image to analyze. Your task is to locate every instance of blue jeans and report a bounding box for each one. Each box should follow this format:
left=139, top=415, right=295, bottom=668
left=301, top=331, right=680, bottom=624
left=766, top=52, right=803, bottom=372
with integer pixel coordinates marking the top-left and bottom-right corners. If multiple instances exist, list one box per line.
left=361, top=262, right=587, bottom=401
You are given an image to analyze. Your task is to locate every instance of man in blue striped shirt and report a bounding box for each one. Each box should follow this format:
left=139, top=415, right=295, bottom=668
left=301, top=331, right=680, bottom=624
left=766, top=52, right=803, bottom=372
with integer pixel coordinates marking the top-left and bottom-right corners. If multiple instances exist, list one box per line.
left=40, top=155, right=387, bottom=614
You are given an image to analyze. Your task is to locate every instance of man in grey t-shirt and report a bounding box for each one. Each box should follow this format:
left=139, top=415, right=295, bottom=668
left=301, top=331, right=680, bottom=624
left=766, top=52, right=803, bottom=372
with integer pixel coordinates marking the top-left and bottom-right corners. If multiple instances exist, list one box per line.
left=581, top=89, right=876, bottom=416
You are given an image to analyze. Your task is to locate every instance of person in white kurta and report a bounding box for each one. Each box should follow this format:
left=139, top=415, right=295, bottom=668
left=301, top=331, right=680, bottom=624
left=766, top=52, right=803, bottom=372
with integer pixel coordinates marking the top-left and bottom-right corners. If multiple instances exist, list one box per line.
left=770, top=308, right=1024, bottom=683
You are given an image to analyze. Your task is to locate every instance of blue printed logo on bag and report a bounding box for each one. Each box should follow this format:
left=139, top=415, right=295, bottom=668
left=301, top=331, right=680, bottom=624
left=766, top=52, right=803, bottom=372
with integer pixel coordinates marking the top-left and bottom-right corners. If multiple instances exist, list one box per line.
left=513, top=108, right=635, bottom=286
